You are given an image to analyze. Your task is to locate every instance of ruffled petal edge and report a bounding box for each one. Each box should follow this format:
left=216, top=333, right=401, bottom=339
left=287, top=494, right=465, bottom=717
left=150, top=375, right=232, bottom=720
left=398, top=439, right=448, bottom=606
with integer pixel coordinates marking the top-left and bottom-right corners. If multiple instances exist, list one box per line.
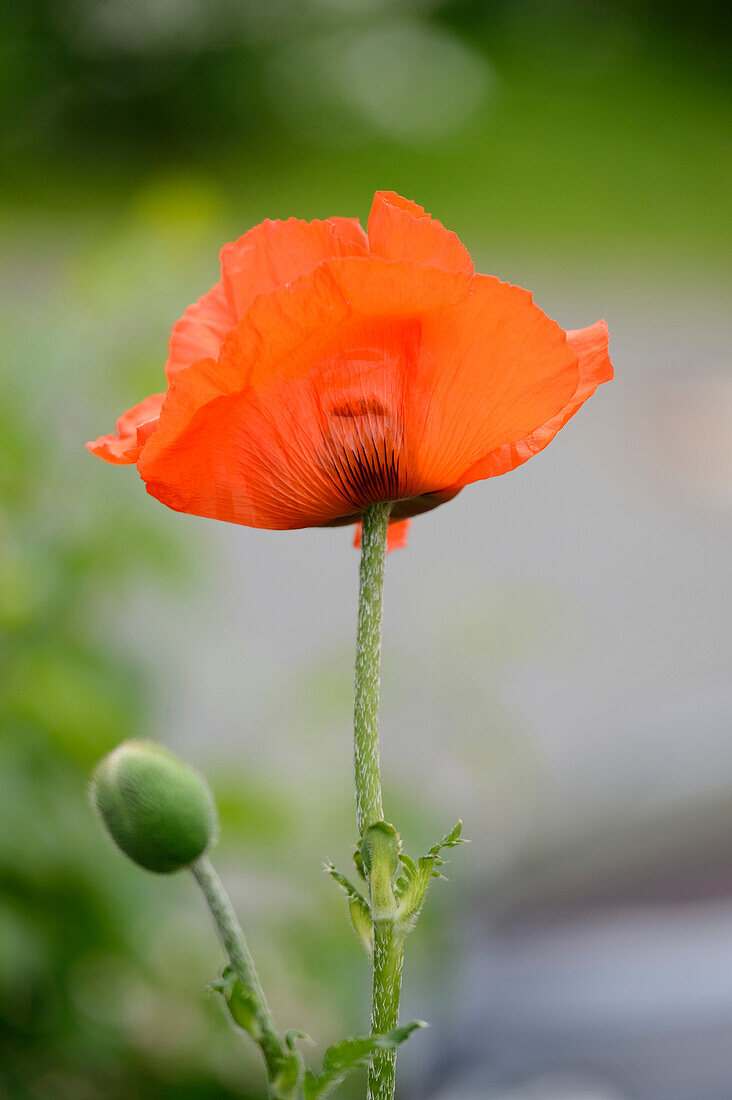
left=367, top=191, right=474, bottom=277
left=86, top=393, right=166, bottom=466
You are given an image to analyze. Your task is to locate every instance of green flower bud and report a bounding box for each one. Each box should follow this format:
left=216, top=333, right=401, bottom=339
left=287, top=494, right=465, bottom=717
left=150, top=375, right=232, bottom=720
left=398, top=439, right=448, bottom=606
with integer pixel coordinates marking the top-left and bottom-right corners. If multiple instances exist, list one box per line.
left=91, top=740, right=217, bottom=873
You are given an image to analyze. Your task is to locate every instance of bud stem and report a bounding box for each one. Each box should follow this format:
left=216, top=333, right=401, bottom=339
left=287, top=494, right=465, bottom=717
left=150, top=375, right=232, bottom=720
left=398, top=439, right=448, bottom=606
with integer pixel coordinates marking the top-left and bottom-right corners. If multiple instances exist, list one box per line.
left=190, top=856, right=294, bottom=1097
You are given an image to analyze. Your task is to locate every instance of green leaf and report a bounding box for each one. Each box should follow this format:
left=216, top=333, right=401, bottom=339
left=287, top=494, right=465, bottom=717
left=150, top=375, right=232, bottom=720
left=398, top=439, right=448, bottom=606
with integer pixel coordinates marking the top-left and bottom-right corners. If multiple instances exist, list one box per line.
left=303, top=1022, right=427, bottom=1099
left=325, top=861, right=373, bottom=954
left=271, top=1051, right=304, bottom=1100
left=358, top=821, right=400, bottom=878
left=353, top=848, right=367, bottom=881
left=395, top=821, right=467, bottom=933
left=358, top=821, right=400, bottom=921
left=398, top=852, right=417, bottom=876
left=324, top=861, right=367, bottom=906
left=426, top=820, right=466, bottom=858
left=285, top=1029, right=312, bottom=1051
left=209, top=966, right=262, bottom=1040
left=349, top=898, right=373, bottom=956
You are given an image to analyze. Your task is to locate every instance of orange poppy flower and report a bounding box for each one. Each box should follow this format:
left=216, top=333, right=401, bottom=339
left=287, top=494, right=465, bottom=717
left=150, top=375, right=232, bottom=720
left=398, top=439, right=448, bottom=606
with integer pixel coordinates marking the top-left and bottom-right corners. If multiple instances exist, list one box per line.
left=88, top=191, right=612, bottom=550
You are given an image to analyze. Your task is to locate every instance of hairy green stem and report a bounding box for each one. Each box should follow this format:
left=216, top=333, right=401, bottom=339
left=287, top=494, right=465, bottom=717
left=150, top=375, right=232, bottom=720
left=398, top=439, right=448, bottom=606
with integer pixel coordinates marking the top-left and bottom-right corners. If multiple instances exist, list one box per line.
left=369, top=924, right=405, bottom=1100
left=191, top=856, right=292, bottom=1096
left=354, top=502, right=403, bottom=1100
left=354, top=501, right=391, bottom=835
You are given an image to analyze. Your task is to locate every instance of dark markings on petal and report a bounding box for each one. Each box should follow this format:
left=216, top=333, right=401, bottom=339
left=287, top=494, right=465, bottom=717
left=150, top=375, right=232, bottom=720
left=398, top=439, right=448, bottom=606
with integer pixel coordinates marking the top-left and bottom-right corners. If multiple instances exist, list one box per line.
left=321, top=402, right=403, bottom=510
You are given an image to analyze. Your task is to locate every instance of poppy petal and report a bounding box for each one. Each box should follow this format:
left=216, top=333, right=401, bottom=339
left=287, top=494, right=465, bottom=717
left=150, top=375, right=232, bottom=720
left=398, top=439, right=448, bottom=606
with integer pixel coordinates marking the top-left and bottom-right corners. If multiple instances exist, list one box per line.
left=138, top=257, right=471, bottom=528
left=406, top=275, right=580, bottom=491
left=87, top=392, right=166, bottom=465
left=367, top=191, right=474, bottom=276
left=165, top=279, right=237, bottom=382
left=220, top=217, right=369, bottom=317
left=327, top=216, right=370, bottom=250
left=213, top=256, right=470, bottom=394
left=457, top=319, right=612, bottom=483
left=164, top=219, right=368, bottom=382
left=566, top=318, right=613, bottom=387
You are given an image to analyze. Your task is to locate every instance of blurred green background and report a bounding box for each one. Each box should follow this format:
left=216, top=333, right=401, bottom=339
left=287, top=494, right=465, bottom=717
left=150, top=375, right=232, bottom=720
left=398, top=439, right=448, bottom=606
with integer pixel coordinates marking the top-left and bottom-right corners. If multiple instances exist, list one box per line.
left=1, top=2, right=730, bottom=1099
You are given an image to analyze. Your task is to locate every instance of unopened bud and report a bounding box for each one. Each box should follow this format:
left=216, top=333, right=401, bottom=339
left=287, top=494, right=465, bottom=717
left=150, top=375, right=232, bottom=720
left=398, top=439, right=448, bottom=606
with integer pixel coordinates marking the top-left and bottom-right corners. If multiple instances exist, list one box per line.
left=91, top=740, right=217, bottom=873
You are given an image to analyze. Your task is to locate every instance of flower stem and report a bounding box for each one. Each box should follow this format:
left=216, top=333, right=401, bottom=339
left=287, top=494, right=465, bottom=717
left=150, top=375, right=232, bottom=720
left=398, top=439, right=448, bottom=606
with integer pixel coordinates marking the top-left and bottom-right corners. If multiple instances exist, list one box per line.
left=190, top=856, right=296, bottom=1098
left=354, top=501, right=391, bottom=835
left=354, top=502, right=404, bottom=1100
left=369, top=923, right=405, bottom=1100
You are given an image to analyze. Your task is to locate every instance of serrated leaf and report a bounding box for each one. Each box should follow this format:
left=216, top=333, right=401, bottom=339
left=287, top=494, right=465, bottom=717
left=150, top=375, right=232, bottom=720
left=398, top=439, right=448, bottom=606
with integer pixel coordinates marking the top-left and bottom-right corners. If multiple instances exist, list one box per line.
left=395, top=852, right=417, bottom=896
left=303, top=1022, right=427, bottom=1099
left=325, top=861, right=373, bottom=954
left=426, top=820, right=465, bottom=859
left=324, top=861, right=368, bottom=906
left=399, top=852, right=417, bottom=875
left=395, top=821, right=467, bottom=933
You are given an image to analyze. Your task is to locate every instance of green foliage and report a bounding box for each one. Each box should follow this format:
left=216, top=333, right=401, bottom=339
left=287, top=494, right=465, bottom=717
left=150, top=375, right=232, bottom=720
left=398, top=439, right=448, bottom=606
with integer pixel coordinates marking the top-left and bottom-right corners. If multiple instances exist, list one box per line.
left=210, top=967, right=264, bottom=1042
left=209, top=963, right=304, bottom=1099
left=0, top=341, right=258, bottom=1097
left=396, top=821, right=468, bottom=935
left=271, top=1051, right=305, bottom=1100
left=303, top=1022, right=426, bottom=1100
left=331, top=820, right=467, bottom=954
left=325, top=863, right=373, bottom=956
left=357, top=822, right=400, bottom=922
